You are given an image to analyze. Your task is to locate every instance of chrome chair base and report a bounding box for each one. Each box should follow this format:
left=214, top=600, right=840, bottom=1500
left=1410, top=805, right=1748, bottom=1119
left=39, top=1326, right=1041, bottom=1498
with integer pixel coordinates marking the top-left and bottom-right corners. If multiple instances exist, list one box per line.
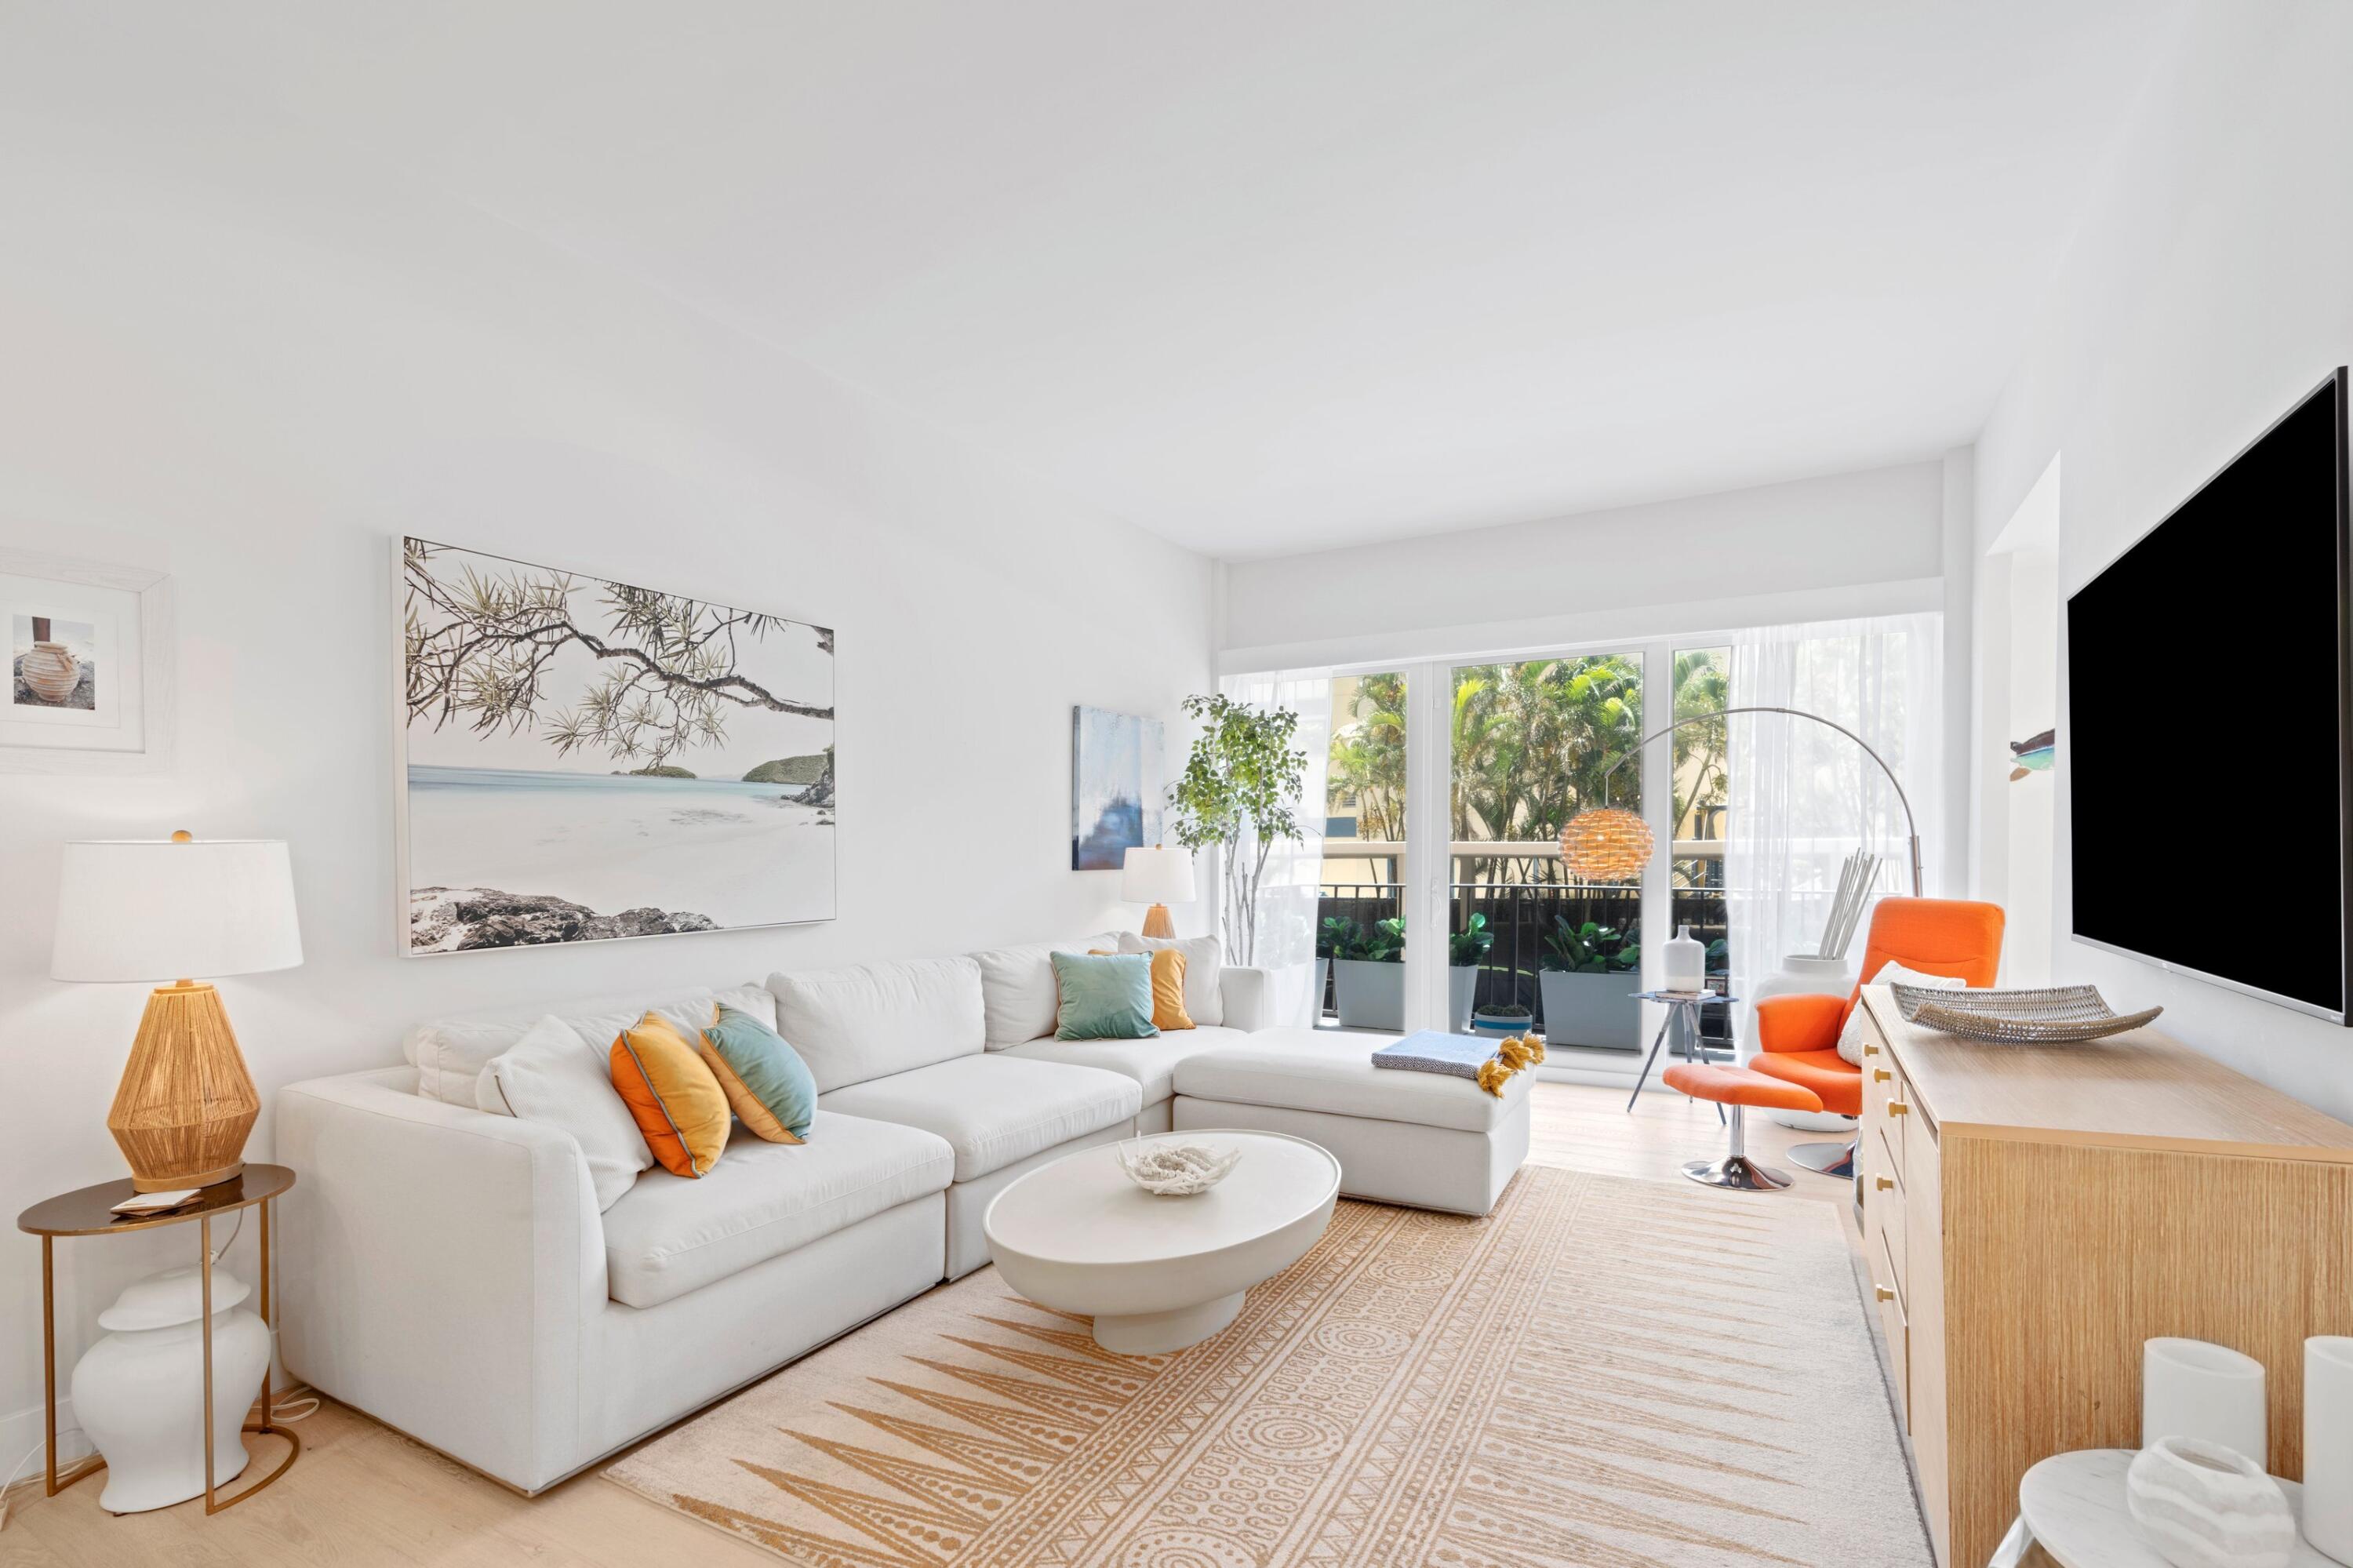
left=1787, top=1138, right=1856, bottom=1177
left=1680, top=1155, right=1792, bottom=1191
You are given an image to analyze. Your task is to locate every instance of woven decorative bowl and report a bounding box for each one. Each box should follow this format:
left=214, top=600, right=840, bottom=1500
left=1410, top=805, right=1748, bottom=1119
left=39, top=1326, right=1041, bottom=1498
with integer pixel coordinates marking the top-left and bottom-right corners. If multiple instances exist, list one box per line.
left=1887, top=982, right=2162, bottom=1044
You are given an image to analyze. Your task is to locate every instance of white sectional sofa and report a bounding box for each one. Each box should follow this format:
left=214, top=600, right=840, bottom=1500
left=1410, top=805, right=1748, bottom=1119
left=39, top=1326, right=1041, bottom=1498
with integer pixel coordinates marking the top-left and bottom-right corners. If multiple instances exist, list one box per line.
left=275, top=936, right=1527, bottom=1494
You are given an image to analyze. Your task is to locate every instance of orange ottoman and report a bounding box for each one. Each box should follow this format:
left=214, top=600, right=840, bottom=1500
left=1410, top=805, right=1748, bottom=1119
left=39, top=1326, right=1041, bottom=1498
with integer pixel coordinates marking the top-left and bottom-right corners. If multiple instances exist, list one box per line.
left=1660, top=1063, right=1824, bottom=1191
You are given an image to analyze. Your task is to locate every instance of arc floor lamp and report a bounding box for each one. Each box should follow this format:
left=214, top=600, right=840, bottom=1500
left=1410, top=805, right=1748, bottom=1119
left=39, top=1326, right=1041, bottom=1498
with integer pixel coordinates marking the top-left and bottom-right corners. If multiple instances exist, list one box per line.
left=1559, top=705, right=1923, bottom=1177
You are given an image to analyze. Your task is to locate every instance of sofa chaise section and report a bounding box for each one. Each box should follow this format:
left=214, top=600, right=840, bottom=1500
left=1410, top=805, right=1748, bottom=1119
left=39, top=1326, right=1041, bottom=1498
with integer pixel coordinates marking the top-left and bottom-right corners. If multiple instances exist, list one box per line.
left=1171, top=1027, right=1532, bottom=1215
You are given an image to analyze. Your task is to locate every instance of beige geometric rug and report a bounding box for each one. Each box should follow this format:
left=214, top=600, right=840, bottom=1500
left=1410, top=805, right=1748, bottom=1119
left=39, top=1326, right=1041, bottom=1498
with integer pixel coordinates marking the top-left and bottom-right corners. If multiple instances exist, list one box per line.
left=606, top=1166, right=1929, bottom=1567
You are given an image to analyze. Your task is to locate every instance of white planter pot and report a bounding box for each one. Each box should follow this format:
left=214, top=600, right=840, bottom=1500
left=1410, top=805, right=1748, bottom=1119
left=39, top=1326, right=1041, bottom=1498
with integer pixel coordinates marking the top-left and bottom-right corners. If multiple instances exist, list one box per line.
left=1538, top=969, right=1642, bottom=1050
left=1331, top=959, right=1404, bottom=1031
left=1449, top=965, right=1478, bottom=1033
left=1747, top=954, right=1860, bottom=1130
left=71, top=1264, right=271, bottom=1514
left=1313, top=959, right=1329, bottom=1022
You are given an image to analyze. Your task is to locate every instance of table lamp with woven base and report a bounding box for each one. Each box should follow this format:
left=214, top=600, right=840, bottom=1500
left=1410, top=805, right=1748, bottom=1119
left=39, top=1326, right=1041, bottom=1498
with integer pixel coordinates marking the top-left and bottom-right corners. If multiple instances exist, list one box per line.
left=53, top=832, right=302, bottom=1192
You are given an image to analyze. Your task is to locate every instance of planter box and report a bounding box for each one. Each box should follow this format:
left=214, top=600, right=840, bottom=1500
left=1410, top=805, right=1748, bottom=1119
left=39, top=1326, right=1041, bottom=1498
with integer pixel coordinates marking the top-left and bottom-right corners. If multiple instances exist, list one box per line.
left=1539, top=969, right=1642, bottom=1051
left=1449, top=965, right=1478, bottom=1033
left=1314, top=958, right=1330, bottom=1022
left=1332, top=959, right=1404, bottom=1031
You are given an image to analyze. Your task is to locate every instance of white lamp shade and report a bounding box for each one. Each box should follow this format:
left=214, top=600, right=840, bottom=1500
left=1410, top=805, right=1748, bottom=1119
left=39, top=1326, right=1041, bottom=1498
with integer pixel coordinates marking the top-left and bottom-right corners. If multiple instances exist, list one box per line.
left=53, top=838, right=303, bottom=983
left=1122, top=846, right=1196, bottom=905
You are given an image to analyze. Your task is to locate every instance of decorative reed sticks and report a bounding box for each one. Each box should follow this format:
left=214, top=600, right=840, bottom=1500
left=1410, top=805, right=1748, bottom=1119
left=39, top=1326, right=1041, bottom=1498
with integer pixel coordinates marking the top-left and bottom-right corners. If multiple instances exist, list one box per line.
left=1816, top=849, right=1881, bottom=960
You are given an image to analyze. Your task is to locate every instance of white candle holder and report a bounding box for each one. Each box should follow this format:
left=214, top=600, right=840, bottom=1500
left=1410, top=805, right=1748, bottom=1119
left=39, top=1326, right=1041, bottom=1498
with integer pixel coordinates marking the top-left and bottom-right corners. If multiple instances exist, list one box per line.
left=2144, top=1337, right=2268, bottom=1467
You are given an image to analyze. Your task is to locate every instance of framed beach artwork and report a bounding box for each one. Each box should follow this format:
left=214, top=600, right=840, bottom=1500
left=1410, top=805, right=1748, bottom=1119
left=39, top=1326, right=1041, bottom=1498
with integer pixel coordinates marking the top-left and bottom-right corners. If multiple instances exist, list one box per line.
left=396, top=537, right=836, bottom=954
left=0, top=547, right=174, bottom=775
left=1070, top=705, right=1162, bottom=870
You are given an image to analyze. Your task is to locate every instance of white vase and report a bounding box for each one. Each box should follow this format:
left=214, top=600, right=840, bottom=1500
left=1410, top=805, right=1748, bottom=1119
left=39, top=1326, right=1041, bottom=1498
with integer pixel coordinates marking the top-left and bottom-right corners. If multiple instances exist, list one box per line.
left=1744, top=954, right=1857, bottom=1130
left=2304, top=1336, right=2353, bottom=1563
left=2124, top=1435, right=2295, bottom=1568
left=1663, top=923, right=1706, bottom=992
left=70, top=1264, right=271, bottom=1514
left=2144, top=1338, right=2268, bottom=1467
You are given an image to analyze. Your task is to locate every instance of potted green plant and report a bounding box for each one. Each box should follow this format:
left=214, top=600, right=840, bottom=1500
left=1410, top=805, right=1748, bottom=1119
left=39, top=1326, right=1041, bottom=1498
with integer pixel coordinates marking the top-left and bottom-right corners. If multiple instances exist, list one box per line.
left=1165, top=694, right=1307, bottom=966
left=1471, top=1000, right=1533, bottom=1038
left=1538, top=915, right=1643, bottom=1050
left=1331, top=915, right=1406, bottom=1030
left=1314, top=915, right=1355, bottom=1022
left=1447, top=912, right=1493, bottom=1032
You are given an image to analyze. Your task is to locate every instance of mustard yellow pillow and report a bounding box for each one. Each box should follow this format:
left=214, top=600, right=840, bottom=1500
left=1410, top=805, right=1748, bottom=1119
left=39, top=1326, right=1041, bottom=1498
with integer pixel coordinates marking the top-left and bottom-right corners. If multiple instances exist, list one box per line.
left=610, top=1011, right=730, bottom=1177
left=1092, top=947, right=1193, bottom=1031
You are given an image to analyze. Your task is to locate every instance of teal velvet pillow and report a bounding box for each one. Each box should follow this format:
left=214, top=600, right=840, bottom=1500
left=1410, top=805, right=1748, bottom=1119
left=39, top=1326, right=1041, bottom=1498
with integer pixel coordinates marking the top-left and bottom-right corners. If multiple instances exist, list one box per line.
left=1051, top=951, right=1161, bottom=1041
left=697, top=1004, right=819, bottom=1141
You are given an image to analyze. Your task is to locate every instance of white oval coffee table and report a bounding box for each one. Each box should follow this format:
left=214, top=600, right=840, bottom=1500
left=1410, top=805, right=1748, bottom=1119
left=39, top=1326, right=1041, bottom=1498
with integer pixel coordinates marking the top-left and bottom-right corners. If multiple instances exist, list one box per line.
left=984, top=1130, right=1340, bottom=1355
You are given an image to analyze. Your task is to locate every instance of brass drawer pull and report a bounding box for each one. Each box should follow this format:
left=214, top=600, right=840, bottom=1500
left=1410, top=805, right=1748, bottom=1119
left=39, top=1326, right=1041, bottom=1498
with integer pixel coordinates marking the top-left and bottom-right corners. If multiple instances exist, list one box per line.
left=1874, top=1284, right=1897, bottom=1303
left=1875, top=1176, right=1896, bottom=1192
left=1863, top=1042, right=1881, bottom=1056
left=1873, top=1068, right=1893, bottom=1083
left=1887, top=1101, right=1911, bottom=1117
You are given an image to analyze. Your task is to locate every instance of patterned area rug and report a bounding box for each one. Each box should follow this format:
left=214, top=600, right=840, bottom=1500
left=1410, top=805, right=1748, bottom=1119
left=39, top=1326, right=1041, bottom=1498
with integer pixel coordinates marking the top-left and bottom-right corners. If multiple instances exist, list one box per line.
left=606, top=1166, right=1929, bottom=1567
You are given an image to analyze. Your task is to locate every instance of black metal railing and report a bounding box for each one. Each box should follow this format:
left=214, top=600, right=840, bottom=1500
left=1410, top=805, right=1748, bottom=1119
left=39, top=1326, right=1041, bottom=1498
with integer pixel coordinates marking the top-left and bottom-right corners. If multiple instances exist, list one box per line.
left=1318, top=868, right=1733, bottom=1046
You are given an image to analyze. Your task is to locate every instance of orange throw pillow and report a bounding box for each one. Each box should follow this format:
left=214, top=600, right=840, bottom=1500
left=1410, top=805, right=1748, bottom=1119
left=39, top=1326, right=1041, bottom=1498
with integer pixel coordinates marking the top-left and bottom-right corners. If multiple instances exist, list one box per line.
left=609, top=1011, right=730, bottom=1177
left=1091, top=946, right=1193, bottom=1031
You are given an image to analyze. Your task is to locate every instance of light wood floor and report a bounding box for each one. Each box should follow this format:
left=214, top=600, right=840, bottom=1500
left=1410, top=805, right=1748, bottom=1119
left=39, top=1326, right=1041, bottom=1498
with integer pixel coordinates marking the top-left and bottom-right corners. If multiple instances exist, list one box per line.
left=4, top=1082, right=1862, bottom=1567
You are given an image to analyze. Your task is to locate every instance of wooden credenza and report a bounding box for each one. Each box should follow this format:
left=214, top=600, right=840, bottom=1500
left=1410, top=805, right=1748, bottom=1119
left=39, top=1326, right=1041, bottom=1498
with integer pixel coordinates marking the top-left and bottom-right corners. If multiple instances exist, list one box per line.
left=1851, top=987, right=2353, bottom=1568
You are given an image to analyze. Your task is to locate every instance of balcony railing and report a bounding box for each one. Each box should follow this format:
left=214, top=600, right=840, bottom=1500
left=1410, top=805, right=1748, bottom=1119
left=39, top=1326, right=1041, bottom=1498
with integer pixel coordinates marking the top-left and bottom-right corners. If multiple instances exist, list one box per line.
left=1318, top=843, right=1732, bottom=1046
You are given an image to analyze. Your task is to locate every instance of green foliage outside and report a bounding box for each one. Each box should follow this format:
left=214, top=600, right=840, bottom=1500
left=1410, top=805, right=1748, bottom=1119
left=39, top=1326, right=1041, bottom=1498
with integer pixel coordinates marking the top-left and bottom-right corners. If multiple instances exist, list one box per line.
left=1541, top=916, right=1641, bottom=973
left=1326, top=652, right=1732, bottom=890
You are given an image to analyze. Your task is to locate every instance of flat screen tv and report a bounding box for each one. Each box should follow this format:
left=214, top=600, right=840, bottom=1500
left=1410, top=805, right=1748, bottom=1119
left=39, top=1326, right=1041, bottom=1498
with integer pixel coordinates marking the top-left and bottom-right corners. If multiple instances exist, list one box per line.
left=2068, top=369, right=2351, bottom=1023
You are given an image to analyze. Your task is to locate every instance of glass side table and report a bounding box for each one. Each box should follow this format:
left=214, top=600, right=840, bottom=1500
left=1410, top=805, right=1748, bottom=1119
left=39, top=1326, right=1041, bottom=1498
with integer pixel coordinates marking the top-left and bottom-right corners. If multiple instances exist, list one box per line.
left=16, top=1163, right=300, bottom=1515
left=1625, top=990, right=1737, bottom=1115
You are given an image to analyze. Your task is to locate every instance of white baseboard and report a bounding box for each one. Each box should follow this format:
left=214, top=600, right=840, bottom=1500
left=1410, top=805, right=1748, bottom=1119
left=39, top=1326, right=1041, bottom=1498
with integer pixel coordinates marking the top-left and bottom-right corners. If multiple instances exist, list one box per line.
left=1, top=1395, right=93, bottom=1492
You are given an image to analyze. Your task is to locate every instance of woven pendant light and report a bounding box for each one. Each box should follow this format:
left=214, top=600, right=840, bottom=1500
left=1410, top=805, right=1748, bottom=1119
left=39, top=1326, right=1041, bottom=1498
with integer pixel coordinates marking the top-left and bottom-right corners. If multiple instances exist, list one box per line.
left=1559, top=806, right=1653, bottom=882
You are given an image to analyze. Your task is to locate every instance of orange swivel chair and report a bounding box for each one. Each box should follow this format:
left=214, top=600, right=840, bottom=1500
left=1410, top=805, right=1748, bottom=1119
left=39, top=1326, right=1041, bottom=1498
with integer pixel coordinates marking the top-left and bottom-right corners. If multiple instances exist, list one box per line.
left=1749, top=897, right=2004, bottom=1177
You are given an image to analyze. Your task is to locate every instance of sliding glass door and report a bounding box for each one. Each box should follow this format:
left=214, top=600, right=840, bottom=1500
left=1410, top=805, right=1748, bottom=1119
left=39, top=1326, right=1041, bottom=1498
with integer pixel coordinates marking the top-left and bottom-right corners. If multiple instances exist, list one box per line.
left=1442, top=653, right=1647, bottom=1046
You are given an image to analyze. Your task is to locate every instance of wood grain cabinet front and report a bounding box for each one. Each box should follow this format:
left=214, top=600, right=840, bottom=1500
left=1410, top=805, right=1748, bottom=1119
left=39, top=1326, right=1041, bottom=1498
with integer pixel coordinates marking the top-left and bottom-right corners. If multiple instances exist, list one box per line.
left=1853, top=988, right=2353, bottom=1568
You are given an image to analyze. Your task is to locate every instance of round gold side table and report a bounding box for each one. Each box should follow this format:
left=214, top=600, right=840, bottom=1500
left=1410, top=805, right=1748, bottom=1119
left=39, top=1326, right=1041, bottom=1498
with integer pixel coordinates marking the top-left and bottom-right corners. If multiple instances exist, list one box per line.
left=17, top=1163, right=300, bottom=1515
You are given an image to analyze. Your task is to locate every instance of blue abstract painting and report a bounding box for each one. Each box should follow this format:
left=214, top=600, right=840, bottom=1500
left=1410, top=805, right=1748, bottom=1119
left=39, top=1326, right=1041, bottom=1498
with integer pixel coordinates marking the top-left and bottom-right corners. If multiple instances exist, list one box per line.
left=1071, top=705, right=1162, bottom=870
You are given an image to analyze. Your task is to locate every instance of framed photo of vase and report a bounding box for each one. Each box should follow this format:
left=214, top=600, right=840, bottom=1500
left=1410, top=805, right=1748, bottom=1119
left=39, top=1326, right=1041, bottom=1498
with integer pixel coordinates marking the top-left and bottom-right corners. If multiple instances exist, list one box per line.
left=0, top=548, right=175, bottom=775
left=1071, top=705, right=1162, bottom=870
left=395, top=537, right=838, bottom=955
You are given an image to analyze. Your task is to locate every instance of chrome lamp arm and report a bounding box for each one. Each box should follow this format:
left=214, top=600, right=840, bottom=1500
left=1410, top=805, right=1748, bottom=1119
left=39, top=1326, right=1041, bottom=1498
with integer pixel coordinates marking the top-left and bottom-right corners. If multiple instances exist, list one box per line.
left=1599, top=704, right=1923, bottom=897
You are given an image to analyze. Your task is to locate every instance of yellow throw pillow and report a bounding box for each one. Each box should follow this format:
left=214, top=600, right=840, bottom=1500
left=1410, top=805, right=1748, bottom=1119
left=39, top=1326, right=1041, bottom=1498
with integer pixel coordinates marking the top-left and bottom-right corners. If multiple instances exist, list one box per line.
left=1091, top=947, right=1193, bottom=1031
left=610, top=1011, right=731, bottom=1177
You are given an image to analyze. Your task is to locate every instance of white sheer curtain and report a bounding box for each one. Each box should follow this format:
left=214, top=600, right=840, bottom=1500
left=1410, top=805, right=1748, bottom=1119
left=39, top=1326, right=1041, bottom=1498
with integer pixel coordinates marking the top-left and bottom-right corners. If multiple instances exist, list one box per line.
left=1219, top=668, right=1330, bottom=1026
left=1725, top=613, right=1943, bottom=1050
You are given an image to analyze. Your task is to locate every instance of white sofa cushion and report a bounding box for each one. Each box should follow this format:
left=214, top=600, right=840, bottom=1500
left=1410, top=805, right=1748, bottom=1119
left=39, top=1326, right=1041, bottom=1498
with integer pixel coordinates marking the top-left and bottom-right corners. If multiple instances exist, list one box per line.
left=817, top=1055, right=1140, bottom=1182
left=969, top=934, right=1121, bottom=1048
left=405, top=983, right=776, bottom=1108
left=1117, top=932, right=1223, bottom=1025
left=474, top=1015, right=653, bottom=1212
left=766, top=956, right=987, bottom=1093
left=1001, top=1025, right=1254, bottom=1108
left=599, top=1111, right=954, bottom=1308
left=1170, top=1026, right=1530, bottom=1133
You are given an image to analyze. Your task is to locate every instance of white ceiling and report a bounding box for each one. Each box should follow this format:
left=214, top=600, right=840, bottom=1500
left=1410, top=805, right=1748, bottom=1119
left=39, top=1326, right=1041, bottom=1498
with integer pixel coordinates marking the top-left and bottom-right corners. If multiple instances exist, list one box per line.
left=33, top=2, right=2185, bottom=559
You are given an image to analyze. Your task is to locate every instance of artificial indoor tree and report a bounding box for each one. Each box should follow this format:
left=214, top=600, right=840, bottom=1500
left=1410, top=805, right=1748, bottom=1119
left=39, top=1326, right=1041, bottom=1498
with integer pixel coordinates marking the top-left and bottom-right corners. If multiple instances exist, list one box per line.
left=1165, top=693, right=1307, bottom=966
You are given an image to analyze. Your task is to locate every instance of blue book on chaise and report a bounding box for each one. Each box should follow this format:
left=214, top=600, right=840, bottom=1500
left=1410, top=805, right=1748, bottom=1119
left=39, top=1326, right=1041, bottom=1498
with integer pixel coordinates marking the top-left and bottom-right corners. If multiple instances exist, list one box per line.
left=1369, top=1030, right=1497, bottom=1080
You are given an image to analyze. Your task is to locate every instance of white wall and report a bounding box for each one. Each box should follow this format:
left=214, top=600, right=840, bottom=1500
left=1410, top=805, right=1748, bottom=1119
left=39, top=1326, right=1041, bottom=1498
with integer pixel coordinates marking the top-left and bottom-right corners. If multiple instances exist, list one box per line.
left=1972, top=0, right=2353, bottom=1114
left=0, top=70, right=1213, bottom=1457
left=1220, top=460, right=1948, bottom=670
